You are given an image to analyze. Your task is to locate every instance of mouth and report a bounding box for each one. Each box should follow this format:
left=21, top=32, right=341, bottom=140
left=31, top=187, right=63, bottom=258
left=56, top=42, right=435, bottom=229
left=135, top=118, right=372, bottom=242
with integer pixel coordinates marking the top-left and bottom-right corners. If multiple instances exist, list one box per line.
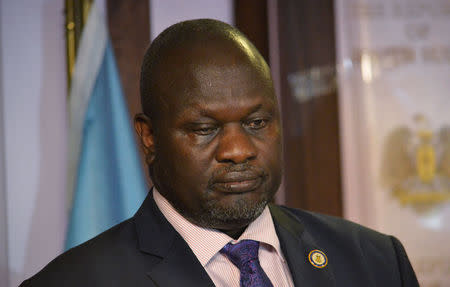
left=209, top=172, right=265, bottom=193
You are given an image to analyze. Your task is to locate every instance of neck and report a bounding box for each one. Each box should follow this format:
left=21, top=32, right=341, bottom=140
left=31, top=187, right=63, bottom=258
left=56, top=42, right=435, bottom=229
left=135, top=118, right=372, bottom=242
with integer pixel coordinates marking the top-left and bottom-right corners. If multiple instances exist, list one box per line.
left=220, top=226, right=247, bottom=240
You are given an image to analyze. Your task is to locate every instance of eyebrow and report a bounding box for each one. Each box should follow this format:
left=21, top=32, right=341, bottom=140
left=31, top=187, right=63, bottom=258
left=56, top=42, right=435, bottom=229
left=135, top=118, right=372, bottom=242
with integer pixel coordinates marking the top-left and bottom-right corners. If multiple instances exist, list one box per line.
left=196, top=103, right=266, bottom=118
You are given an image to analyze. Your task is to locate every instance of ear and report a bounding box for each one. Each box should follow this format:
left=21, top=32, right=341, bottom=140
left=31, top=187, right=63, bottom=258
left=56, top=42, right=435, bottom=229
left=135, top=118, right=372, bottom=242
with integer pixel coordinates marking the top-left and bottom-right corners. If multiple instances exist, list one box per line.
left=134, top=113, right=155, bottom=165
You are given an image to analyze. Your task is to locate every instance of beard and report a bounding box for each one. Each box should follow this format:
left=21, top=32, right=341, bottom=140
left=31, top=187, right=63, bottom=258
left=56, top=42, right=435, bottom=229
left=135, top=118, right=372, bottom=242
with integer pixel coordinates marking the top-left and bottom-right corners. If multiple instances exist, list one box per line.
left=194, top=192, right=272, bottom=228
left=166, top=185, right=276, bottom=231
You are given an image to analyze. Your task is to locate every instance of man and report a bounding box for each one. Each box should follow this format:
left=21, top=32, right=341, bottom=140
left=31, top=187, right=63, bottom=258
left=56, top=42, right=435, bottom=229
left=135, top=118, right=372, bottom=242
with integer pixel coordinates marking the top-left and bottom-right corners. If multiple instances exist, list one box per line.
left=21, top=19, right=419, bottom=286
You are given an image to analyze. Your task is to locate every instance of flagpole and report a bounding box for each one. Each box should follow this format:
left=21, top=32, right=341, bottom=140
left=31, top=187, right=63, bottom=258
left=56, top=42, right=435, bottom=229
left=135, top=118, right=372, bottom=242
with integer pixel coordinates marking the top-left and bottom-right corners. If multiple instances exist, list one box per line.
left=65, top=0, right=93, bottom=90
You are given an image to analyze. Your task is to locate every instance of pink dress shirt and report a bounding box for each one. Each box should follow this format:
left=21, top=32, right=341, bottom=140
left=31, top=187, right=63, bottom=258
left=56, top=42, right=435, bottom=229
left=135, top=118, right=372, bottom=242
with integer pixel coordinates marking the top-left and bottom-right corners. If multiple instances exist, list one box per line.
left=153, top=189, right=295, bottom=287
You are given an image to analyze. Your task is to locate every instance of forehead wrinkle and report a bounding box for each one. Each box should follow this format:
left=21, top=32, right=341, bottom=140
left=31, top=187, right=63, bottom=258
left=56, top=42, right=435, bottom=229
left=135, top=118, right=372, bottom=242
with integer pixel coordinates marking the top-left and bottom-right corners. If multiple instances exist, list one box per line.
left=193, top=65, right=258, bottom=87
left=174, top=97, right=271, bottom=124
left=193, top=65, right=274, bottom=100
left=164, top=79, right=277, bottom=126
left=198, top=101, right=264, bottom=117
left=169, top=80, right=277, bottom=120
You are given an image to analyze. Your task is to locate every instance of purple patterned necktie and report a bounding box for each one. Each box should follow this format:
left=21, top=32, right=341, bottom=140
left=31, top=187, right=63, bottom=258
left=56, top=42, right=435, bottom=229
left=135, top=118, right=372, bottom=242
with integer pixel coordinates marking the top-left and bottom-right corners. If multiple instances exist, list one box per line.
left=220, top=240, right=274, bottom=287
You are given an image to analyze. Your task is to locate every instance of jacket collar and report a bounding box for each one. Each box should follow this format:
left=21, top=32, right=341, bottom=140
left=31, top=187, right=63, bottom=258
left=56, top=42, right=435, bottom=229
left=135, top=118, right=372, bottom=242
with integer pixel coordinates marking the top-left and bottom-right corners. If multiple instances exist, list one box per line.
left=269, top=204, right=336, bottom=287
left=134, top=191, right=215, bottom=286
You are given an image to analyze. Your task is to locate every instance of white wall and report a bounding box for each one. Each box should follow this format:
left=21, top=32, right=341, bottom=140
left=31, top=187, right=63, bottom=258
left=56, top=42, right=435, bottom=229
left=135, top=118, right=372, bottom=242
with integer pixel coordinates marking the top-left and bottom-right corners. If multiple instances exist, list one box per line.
left=0, top=2, right=9, bottom=286
left=150, top=0, right=233, bottom=40
left=1, top=1, right=67, bottom=286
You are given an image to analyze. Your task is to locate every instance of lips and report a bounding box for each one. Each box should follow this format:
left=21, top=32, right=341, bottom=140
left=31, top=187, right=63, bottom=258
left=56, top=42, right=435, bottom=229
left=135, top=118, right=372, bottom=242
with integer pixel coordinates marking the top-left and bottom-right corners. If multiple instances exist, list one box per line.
left=209, top=170, right=265, bottom=193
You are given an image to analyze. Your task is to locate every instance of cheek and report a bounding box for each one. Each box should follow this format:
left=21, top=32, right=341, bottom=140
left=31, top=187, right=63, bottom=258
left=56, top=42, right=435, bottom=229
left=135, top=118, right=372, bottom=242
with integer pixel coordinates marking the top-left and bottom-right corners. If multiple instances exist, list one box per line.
left=258, top=141, right=282, bottom=173
left=163, top=136, right=214, bottom=184
left=254, top=134, right=282, bottom=187
left=256, top=127, right=282, bottom=165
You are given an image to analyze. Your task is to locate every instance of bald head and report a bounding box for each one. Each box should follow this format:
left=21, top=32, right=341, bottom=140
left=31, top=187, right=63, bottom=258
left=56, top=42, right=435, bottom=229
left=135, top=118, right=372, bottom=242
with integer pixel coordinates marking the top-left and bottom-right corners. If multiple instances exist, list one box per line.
left=139, top=19, right=272, bottom=122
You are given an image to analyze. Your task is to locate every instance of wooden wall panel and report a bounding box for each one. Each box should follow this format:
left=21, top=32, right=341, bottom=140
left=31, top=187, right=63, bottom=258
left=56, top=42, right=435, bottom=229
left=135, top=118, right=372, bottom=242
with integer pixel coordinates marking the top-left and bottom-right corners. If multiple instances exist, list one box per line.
left=107, top=0, right=150, bottom=118
left=234, top=0, right=269, bottom=63
left=276, top=0, right=343, bottom=216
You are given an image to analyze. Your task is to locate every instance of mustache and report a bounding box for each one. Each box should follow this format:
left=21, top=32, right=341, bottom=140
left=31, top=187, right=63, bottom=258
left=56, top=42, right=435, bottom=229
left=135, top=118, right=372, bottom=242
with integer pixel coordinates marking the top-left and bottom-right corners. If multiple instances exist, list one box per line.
left=208, top=163, right=266, bottom=185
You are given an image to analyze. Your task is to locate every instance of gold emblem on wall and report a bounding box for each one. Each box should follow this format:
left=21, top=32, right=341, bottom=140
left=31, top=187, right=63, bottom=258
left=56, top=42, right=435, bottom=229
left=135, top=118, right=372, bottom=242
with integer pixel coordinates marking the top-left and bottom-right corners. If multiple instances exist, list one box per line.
left=381, top=115, right=450, bottom=212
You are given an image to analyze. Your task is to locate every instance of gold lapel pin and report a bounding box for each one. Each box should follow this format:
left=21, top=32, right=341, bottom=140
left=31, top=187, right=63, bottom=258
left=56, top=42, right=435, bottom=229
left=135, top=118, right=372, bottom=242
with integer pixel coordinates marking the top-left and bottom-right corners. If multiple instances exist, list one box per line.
left=308, top=249, right=328, bottom=268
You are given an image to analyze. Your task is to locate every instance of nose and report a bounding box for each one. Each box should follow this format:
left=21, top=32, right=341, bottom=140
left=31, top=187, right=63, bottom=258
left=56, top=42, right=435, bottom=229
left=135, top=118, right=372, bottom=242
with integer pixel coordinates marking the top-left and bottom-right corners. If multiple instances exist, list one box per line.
left=215, top=124, right=257, bottom=164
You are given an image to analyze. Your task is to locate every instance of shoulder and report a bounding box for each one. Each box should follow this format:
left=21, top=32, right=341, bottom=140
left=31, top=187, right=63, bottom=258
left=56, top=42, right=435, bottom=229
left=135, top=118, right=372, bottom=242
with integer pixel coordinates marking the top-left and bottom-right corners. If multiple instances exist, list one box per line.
left=56, top=217, right=138, bottom=262
left=270, top=205, right=399, bottom=267
left=274, top=204, right=392, bottom=244
left=271, top=205, right=419, bottom=286
left=21, top=218, right=150, bottom=286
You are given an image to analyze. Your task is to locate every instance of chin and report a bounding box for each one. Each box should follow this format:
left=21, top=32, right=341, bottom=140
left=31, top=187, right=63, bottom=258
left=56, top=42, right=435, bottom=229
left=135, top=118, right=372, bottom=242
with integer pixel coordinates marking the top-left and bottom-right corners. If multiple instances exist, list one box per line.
left=192, top=194, right=270, bottom=230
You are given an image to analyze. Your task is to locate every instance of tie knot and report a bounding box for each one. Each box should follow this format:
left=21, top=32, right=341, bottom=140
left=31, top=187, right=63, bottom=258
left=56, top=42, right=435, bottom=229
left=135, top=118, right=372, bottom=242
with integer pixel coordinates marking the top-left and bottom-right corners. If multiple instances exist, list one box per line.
left=220, top=240, right=260, bottom=268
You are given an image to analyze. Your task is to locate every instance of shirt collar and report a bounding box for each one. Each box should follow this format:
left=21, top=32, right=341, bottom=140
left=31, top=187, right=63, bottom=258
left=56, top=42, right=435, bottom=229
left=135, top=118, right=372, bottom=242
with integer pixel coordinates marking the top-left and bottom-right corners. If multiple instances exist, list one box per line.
left=153, top=188, right=285, bottom=267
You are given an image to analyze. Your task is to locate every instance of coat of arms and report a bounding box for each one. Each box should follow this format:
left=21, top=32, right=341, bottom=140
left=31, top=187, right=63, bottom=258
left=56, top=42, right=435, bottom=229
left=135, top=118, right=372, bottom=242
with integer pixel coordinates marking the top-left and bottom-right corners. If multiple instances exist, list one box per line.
left=381, top=115, right=450, bottom=213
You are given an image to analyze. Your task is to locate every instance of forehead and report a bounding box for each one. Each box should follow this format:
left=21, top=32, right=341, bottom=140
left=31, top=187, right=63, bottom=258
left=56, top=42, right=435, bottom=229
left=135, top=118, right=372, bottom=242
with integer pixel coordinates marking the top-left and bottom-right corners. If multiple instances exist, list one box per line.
left=167, top=62, right=272, bottom=106
left=151, top=37, right=276, bottom=117
left=173, top=63, right=275, bottom=117
left=192, top=64, right=271, bottom=96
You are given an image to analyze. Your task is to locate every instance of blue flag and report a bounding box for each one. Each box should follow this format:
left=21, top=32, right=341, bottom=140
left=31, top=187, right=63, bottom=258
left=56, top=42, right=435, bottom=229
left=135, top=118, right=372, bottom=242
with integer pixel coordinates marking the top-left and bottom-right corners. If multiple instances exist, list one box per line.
left=65, top=6, right=147, bottom=250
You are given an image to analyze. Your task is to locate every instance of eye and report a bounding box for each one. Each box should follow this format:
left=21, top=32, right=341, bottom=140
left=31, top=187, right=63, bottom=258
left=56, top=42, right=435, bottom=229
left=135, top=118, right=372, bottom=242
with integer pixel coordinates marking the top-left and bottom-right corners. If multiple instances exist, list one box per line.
left=245, top=118, right=268, bottom=130
left=192, top=125, right=218, bottom=136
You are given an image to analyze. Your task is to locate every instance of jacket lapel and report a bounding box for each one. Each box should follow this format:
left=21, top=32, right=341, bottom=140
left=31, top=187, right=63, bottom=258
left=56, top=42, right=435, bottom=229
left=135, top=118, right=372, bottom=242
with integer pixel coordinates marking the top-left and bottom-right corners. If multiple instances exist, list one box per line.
left=146, top=235, right=215, bottom=287
left=269, top=204, right=336, bottom=287
left=134, top=192, right=215, bottom=287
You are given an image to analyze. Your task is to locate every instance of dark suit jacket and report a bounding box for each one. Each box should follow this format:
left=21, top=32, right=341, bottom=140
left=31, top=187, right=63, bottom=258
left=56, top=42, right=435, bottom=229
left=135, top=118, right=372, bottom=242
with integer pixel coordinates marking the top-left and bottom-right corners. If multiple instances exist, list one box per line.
left=21, top=192, right=419, bottom=286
